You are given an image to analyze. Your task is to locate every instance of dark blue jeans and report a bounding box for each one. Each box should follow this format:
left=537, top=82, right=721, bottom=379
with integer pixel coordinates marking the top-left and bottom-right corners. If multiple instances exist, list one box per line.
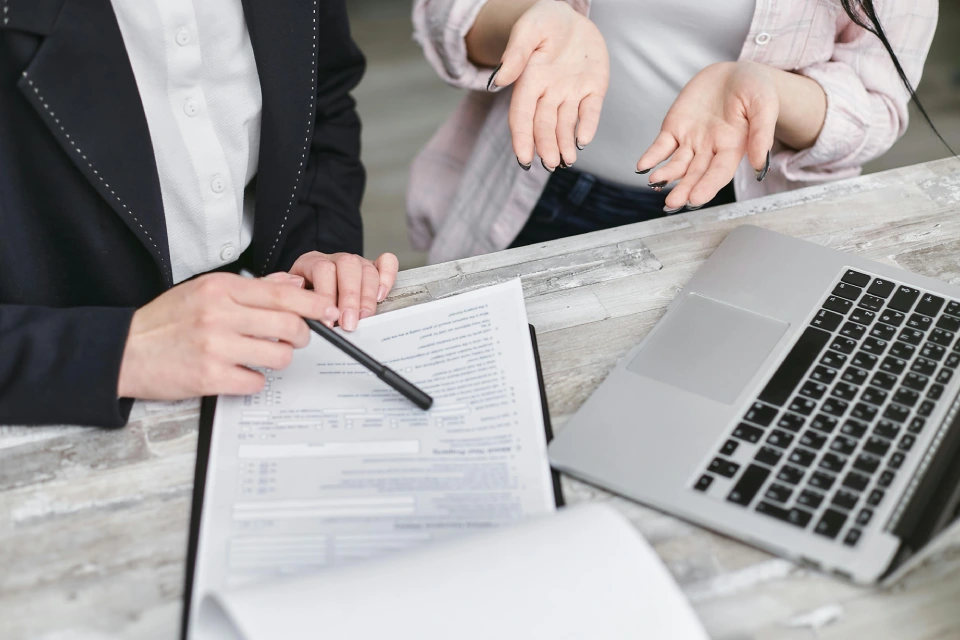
left=510, top=168, right=735, bottom=248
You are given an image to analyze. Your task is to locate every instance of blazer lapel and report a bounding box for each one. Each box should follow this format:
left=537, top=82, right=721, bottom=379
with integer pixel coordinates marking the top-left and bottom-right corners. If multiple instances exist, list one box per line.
left=240, top=0, right=319, bottom=274
left=16, top=0, right=173, bottom=286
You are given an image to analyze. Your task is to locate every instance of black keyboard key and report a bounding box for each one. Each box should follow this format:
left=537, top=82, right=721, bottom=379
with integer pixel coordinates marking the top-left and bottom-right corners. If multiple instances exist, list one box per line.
left=869, top=323, right=896, bottom=342
left=867, top=489, right=885, bottom=506
left=800, top=380, right=828, bottom=400
left=946, top=301, right=960, bottom=318
left=850, top=308, right=877, bottom=326
left=695, top=475, right=714, bottom=491
left=880, top=356, right=907, bottom=375
left=892, top=388, right=920, bottom=407
left=918, top=400, right=936, bottom=418
left=871, top=371, right=898, bottom=390
left=833, top=282, right=862, bottom=301
left=859, top=295, right=885, bottom=312
left=820, top=351, right=848, bottom=369
left=789, top=397, right=818, bottom=416
left=915, top=293, right=945, bottom=317
left=832, top=489, right=860, bottom=511
left=744, top=402, right=778, bottom=426
left=809, top=471, right=836, bottom=491
left=759, top=328, right=832, bottom=407
left=813, top=309, right=844, bottom=332
left=851, top=352, right=878, bottom=371
left=928, top=383, right=945, bottom=401
left=756, top=502, right=813, bottom=528
left=815, top=509, right=849, bottom=539
left=843, top=472, right=870, bottom=492
left=890, top=341, right=916, bottom=360
left=842, top=270, right=871, bottom=288
left=830, top=337, right=858, bottom=355
left=811, top=414, right=838, bottom=434
left=776, top=465, right=805, bottom=486
left=907, top=313, right=933, bottom=332
left=850, top=402, right=877, bottom=422
left=733, top=423, right=765, bottom=443
left=844, top=528, right=863, bottom=547
left=937, top=368, right=954, bottom=384
left=776, top=413, right=806, bottom=433
left=930, top=329, right=954, bottom=347
left=842, top=322, right=867, bottom=340
left=854, top=453, right=881, bottom=474
left=921, top=343, right=947, bottom=361
left=937, top=315, right=960, bottom=333
left=877, top=309, right=904, bottom=327
left=889, top=452, right=906, bottom=469
left=820, top=452, right=848, bottom=473
left=945, top=353, right=960, bottom=368
left=878, top=470, right=896, bottom=488
left=864, top=436, right=891, bottom=457
left=830, top=436, right=858, bottom=456
left=727, top=464, right=772, bottom=506
left=903, top=372, right=929, bottom=392
left=911, top=357, right=937, bottom=377
left=841, top=420, right=868, bottom=438
left=899, top=328, right=924, bottom=346
left=755, top=446, right=783, bottom=467
left=766, top=430, right=795, bottom=449
left=824, top=295, right=854, bottom=315
left=861, top=387, right=888, bottom=406
left=821, top=397, right=849, bottom=418
left=765, top=483, right=793, bottom=503
left=862, top=337, right=888, bottom=355
left=889, top=286, right=920, bottom=313
left=841, top=367, right=869, bottom=386
left=720, top=439, right=740, bottom=456
left=874, top=420, right=901, bottom=440
left=867, top=278, right=896, bottom=298
left=797, top=490, right=825, bottom=509
left=856, top=508, right=874, bottom=526
left=883, top=404, right=910, bottom=423
left=788, top=448, right=817, bottom=468
left=831, top=381, right=858, bottom=401
left=908, top=417, right=926, bottom=434
left=800, top=430, right=828, bottom=450
left=708, top=457, right=740, bottom=478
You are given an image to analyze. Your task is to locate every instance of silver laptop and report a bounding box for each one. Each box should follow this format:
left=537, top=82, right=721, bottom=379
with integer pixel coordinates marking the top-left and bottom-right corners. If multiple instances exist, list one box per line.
left=549, top=225, right=960, bottom=585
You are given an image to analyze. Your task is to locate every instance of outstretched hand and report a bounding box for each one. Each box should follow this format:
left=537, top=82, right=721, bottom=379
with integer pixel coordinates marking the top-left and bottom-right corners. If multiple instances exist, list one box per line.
left=489, top=0, right=609, bottom=172
left=638, top=61, right=779, bottom=211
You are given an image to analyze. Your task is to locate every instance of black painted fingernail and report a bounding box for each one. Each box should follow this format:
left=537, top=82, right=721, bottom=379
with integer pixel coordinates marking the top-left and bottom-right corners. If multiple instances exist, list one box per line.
left=635, top=168, right=651, bottom=175
left=486, top=62, right=503, bottom=92
left=559, top=155, right=571, bottom=169
left=685, top=203, right=703, bottom=211
left=663, top=205, right=685, bottom=214
left=756, top=150, right=771, bottom=182
left=541, top=159, right=555, bottom=173
left=576, top=139, right=585, bottom=151
left=518, top=157, right=532, bottom=171
left=649, top=180, right=668, bottom=190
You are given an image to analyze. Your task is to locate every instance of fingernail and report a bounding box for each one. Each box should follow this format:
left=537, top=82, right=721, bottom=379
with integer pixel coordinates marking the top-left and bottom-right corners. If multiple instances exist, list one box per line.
left=756, top=150, right=771, bottom=182
left=635, top=168, right=651, bottom=175
left=541, top=159, right=555, bottom=173
left=576, top=139, right=585, bottom=151
left=649, top=180, right=668, bottom=191
left=685, top=203, right=703, bottom=211
left=324, top=305, right=340, bottom=327
left=359, top=309, right=374, bottom=320
left=377, top=285, right=387, bottom=302
left=559, top=155, right=572, bottom=169
left=264, top=272, right=288, bottom=282
left=486, top=62, right=503, bottom=92
left=517, top=157, right=532, bottom=171
left=663, top=205, right=685, bottom=214
left=288, top=275, right=305, bottom=288
left=341, top=308, right=359, bottom=332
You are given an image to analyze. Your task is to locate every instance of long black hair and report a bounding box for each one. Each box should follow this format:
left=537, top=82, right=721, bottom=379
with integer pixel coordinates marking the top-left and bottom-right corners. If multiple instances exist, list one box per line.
left=841, top=0, right=954, bottom=154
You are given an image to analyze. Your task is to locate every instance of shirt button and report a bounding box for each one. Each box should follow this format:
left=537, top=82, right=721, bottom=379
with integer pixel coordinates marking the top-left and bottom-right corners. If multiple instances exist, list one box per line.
left=211, top=176, right=226, bottom=194
left=183, top=99, right=200, bottom=117
left=220, top=244, right=237, bottom=262
left=176, top=28, right=191, bottom=46
left=755, top=32, right=772, bottom=45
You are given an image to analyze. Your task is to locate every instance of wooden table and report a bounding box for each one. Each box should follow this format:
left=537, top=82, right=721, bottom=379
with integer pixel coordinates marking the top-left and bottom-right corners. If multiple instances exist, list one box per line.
left=4, top=158, right=960, bottom=640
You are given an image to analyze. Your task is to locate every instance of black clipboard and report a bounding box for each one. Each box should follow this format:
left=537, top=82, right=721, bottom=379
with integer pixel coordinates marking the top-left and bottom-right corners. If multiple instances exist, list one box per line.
left=180, top=325, right=562, bottom=639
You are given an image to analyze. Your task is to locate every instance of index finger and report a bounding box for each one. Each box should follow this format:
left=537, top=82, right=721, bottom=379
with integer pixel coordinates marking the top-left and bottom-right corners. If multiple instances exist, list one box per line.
left=509, top=77, right=542, bottom=167
left=229, top=277, right=338, bottom=324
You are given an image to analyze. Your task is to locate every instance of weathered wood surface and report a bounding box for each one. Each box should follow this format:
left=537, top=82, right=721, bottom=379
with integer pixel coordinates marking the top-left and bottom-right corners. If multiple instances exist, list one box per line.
left=4, top=159, right=960, bottom=640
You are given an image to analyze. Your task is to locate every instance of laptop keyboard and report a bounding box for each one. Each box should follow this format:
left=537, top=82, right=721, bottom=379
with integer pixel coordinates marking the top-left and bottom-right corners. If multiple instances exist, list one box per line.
left=693, top=268, right=960, bottom=547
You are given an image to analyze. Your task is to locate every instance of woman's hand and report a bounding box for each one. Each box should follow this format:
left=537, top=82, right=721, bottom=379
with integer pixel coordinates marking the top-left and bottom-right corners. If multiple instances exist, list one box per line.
left=487, top=0, right=609, bottom=172
left=288, top=251, right=399, bottom=332
left=637, top=61, right=780, bottom=211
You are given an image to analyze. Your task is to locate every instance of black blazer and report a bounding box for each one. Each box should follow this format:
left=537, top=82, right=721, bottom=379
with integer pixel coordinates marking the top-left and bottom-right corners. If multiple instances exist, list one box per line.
left=0, top=0, right=366, bottom=426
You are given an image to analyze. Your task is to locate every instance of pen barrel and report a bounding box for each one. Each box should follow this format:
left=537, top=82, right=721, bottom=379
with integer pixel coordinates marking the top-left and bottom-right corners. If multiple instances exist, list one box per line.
left=379, top=367, right=433, bottom=410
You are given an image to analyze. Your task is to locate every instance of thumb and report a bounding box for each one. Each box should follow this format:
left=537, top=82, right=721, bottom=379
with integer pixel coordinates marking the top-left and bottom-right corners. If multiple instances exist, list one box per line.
left=488, top=20, right=541, bottom=90
left=746, top=99, right=778, bottom=180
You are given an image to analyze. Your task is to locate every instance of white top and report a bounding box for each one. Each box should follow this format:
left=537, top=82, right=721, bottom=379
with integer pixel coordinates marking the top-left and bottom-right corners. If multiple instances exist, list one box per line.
left=574, top=0, right=756, bottom=187
left=110, top=0, right=262, bottom=284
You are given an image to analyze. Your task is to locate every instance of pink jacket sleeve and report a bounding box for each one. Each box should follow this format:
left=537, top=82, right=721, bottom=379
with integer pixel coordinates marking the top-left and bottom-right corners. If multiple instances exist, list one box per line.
left=777, top=0, right=938, bottom=182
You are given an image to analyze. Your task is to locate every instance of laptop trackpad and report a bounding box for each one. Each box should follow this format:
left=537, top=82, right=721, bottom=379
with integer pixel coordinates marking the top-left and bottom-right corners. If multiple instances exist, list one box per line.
left=627, top=294, right=789, bottom=405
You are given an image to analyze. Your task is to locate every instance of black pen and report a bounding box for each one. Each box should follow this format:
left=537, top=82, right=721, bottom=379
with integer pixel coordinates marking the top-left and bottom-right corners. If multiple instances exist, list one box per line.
left=240, top=270, right=433, bottom=410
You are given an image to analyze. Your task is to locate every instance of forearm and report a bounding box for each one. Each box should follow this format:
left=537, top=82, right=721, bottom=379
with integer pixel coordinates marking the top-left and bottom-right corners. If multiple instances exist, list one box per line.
left=465, top=0, right=538, bottom=67
left=772, top=68, right=828, bottom=152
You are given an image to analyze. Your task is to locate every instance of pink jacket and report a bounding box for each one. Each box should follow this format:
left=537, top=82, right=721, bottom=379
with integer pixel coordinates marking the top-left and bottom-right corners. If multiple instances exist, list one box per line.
left=408, top=0, right=938, bottom=264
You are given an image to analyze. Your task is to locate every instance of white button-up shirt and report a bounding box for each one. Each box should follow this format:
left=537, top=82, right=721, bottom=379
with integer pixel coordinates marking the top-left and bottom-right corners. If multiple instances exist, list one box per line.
left=110, top=0, right=262, bottom=283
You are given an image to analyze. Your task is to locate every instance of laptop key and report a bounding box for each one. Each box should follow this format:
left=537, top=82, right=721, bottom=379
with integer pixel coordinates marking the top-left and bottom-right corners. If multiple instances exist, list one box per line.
left=811, top=366, right=838, bottom=384
left=915, top=293, right=945, bottom=317
left=841, top=367, right=869, bottom=386
left=720, top=440, right=739, bottom=456
left=853, top=453, right=881, bottom=474
left=930, top=330, right=953, bottom=348
left=937, top=368, right=954, bottom=384
left=797, top=490, right=825, bottom=509
left=869, top=323, right=896, bottom=342
left=899, top=328, right=924, bottom=346
left=859, top=295, right=884, bottom=312
left=867, top=489, right=885, bottom=507
left=927, top=384, right=944, bottom=401
left=776, top=413, right=806, bottom=432
left=864, top=437, right=891, bottom=457
left=851, top=308, right=877, bottom=326
left=841, top=420, right=868, bottom=438
left=878, top=470, right=896, bottom=488
left=946, top=301, right=960, bottom=318
left=727, top=464, right=772, bottom=506
left=889, top=286, right=920, bottom=313
left=695, top=475, right=714, bottom=491
left=820, top=452, right=848, bottom=473
left=831, top=381, right=858, bottom=401
left=856, top=508, right=874, bottom=526
left=833, top=282, right=862, bottom=301
left=755, top=446, right=783, bottom=467
left=861, top=387, right=888, bottom=406
left=937, top=315, right=960, bottom=333
left=830, top=337, right=858, bottom=355
left=811, top=414, right=838, bottom=434
left=815, top=509, right=849, bottom=539
left=911, top=357, right=937, bottom=377
left=889, top=452, right=906, bottom=469
left=850, top=402, right=877, bottom=422
left=880, top=356, right=907, bottom=375
left=842, top=472, right=870, bottom=493
left=903, top=372, right=929, bottom=392
left=842, top=270, right=871, bottom=288
left=788, top=448, right=817, bottom=467
left=756, top=502, right=813, bottom=529
left=892, top=388, right=920, bottom=407
left=830, top=436, right=857, bottom=456
left=800, top=381, right=828, bottom=400
left=821, top=397, right=848, bottom=418
left=789, top=397, right=818, bottom=416
left=744, top=402, right=778, bottom=426
left=813, top=309, right=844, bottom=332
left=844, top=528, right=863, bottom=547
left=820, top=351, right=848, bottom=369
left=862, top=337, right=888, bottom=355
left=809, top=471, right=836, bottom=491
left=867, top=278, right=896, bottom=298
left=842, top=322, right=867, bottom=340
left=918, top=400, right=936, bottom=418
left=708, top=458, right=740, bottom=478
left=732, top=423, right=765, bottom=443
left=907, top=313, right=933, bottom=332
left=776, top=465, right=805, bottom=486
left=764, top=483, right=793, bottom=504
left=832, top=489, right=860, bottom=511
left=890, top=341, right=916, bottom=360
left=908, top=417, right=926, bottom=434
left=899, top=435, right=916, bottom=452
left=851, top=352, right=878, bottom=370
left=945, top=353, right=960, bottom=368
left=766, top=430, right=795, bottom=449
left=871, top=371, right=897, bottom=390
left=877, top=309, right=904, bottom=326
left=883, top=404, right=910, bottom=423
left=874, top=420, right=900, bottom=440
left=758, top=327, right=832, bottom=407
left=922, top=343, right=947, bottom=361
left=800, top=430, right=828, bottom=450
left=824, top=296, right=854, bottom=315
